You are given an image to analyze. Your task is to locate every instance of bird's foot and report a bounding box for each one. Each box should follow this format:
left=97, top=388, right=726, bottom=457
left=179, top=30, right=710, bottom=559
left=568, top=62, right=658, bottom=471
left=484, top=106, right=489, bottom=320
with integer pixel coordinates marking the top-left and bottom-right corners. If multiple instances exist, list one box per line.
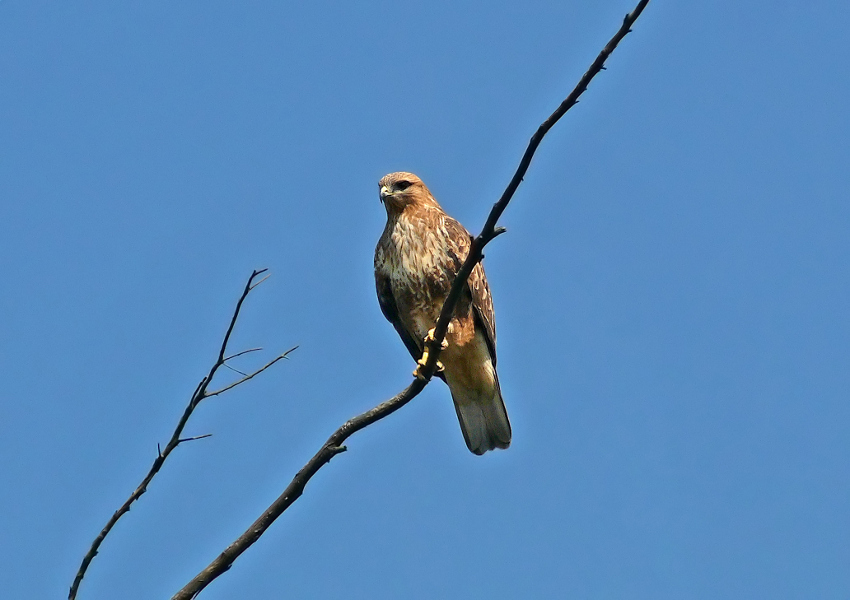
left=424, top=327, right=449, bottom=350
left=413, top=345, right=445, bottom=380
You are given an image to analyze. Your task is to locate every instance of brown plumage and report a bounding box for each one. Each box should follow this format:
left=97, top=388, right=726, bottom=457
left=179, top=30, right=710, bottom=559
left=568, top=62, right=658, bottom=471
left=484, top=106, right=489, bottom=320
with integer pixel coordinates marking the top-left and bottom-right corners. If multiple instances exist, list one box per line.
left=374, top=172, right=511, bottom=455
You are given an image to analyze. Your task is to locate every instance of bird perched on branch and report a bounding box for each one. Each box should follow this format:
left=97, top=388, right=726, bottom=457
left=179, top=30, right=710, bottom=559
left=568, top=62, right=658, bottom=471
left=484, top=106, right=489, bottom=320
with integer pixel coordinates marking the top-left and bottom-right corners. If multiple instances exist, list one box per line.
left=374, top=172, right=511, bottom=455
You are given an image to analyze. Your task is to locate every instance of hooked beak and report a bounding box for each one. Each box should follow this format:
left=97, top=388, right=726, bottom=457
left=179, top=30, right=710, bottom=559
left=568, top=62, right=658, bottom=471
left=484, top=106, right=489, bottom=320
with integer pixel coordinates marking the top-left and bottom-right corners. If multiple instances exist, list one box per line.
left=379, top=185, right=391, bottom=203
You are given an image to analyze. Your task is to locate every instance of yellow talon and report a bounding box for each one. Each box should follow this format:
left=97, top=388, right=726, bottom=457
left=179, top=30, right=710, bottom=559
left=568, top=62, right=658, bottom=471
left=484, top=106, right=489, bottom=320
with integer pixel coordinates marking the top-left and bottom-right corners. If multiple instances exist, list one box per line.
left=424, top=327, right=449, bottom=350
left=413, top=346, right=444, bottom=379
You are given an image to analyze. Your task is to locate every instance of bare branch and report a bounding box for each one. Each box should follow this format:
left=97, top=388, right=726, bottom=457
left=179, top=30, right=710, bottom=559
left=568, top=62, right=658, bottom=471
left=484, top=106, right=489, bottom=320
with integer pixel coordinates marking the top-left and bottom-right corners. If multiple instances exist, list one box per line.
left=422, top=0, right=651, bottom=377
left=172, top=382, right=425, bottom=600
left=206, top=347, right=298, bottom=397
left=69, top=269, right=291, bottom=600
left=172, top=2, right=650, bottom=598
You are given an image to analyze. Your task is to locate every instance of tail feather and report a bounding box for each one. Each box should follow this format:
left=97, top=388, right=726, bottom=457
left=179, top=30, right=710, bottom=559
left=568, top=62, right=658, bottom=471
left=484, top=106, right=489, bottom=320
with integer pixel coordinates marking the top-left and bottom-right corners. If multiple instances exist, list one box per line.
left=451, top=374, right=511, bottom=455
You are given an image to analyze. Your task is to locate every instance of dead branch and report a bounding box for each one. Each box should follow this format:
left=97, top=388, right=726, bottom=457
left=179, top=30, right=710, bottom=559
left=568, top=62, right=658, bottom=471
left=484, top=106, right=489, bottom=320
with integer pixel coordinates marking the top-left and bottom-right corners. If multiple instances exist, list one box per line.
left=171, top=2, right=650, bottom=598
left=68, top=269, right=296, bottom=600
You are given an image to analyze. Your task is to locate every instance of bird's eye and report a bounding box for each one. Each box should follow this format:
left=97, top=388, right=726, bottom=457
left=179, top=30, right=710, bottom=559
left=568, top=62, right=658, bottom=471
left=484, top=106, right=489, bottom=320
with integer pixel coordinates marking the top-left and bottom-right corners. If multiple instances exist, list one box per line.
left=395, top=180, right=412, bottom=191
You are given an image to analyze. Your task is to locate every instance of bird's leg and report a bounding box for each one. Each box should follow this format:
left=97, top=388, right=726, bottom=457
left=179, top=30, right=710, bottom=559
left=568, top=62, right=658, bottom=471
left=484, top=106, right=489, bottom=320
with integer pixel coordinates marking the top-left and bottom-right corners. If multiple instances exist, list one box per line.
left=413, top=326, right=450, bottom=380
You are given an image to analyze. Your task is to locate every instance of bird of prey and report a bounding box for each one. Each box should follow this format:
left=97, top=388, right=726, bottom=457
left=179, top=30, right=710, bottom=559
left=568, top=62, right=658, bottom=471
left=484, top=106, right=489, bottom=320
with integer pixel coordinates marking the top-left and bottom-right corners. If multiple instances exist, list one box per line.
left=374, top=172, right=511, bottom=455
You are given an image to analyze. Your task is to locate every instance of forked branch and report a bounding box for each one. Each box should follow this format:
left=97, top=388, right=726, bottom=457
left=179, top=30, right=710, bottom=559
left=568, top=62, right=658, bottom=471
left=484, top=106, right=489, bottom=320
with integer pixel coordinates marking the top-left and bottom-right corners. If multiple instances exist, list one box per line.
left=69, top=269, right=296, bottom=600
left=172, top=2, right=650, bottom=598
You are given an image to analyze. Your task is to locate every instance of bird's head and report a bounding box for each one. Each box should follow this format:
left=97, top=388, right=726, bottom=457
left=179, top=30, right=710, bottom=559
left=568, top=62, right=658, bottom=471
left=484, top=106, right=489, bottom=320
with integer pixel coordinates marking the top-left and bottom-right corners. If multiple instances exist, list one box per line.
left=378, top=172, right=436, bottom=213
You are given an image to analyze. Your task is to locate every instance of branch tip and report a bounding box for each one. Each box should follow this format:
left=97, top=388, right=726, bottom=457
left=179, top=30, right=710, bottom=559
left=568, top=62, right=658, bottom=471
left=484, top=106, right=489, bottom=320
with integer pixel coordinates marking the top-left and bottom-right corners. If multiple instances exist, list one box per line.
left=249, top=273, right=271, bottom=290
left=177, top=434, right=213, bottom=444
left=224, top=347, right=263, bottom=361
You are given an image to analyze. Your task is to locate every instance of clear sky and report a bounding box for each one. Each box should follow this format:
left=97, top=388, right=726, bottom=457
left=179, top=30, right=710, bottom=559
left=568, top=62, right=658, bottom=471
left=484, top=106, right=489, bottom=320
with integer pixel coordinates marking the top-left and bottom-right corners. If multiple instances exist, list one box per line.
left=2, top=1, right=848, bottom=598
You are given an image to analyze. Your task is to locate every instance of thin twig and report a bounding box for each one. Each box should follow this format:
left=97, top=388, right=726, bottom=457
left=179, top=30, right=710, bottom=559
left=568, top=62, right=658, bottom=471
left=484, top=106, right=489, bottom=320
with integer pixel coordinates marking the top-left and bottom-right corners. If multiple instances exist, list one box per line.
left=224, top=347, right=263, bottom=361
left=223, top=363, right=249, bottom=377
left=69, top=269, right=293, bottom=600
left=177, top=434, right=213, bottom=444
left=248, top=273, right=271, bottom=290
left=171, top=2, right=650, bottom=598
left=206, top=348, right=297, bottom=397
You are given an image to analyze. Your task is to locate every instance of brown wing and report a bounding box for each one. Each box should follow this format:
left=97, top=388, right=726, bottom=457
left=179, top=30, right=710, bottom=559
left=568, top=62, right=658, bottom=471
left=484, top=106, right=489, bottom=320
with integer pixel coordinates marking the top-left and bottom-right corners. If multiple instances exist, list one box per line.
left=376, top=271, right=448, bottom=383
left=376, top=271, right=422, bottom=361
left=443, top=218, right=498, bottom=366
left=468, top=261, right=497, bottom=365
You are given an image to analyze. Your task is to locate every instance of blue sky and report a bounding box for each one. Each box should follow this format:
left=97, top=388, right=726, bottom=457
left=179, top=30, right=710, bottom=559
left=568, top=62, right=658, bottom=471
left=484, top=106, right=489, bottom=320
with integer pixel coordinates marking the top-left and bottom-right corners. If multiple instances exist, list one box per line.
left=2, top=1, right=848, bottom=598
